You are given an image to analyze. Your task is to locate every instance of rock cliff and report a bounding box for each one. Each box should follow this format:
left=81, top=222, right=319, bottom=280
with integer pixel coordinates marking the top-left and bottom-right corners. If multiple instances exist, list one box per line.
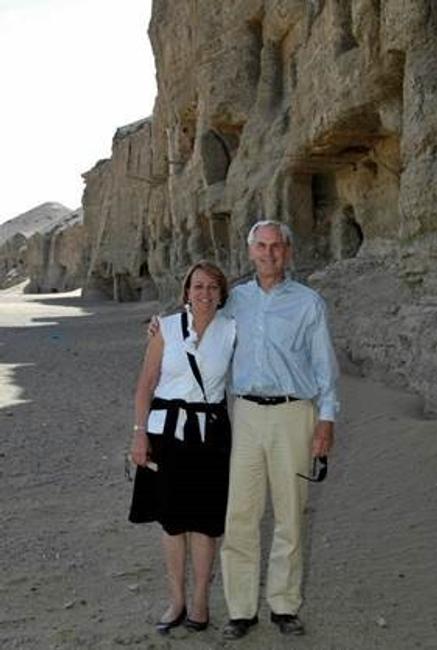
left=0, top=232, right=28, bottom=289
left=25, top=208, right=84, bottom=293
left=80, top=0, right=436, bottom=414
left=0, top=203, right=73, bottom=290
left=144, top=0, right=436, bottom=277
left=82, top=118, right=158, bottom=302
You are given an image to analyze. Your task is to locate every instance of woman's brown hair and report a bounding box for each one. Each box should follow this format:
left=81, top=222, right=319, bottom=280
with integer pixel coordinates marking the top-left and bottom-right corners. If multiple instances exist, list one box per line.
left=181, top=260, right=228, bottom=308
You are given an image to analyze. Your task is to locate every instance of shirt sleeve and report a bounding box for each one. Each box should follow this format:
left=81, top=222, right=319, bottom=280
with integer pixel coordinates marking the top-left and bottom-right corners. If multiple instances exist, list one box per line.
left=220, top=289, right=236, bottom=318
left=307, top=297, right=340, bottom=421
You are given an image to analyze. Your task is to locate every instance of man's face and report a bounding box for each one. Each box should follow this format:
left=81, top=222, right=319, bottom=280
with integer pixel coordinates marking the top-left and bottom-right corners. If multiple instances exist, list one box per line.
left=248, top=225, right=291, bottom=281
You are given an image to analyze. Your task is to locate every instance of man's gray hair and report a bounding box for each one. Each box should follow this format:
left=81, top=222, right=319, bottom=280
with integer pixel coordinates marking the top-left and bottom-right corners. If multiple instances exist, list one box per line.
left=247, top=220, right=293, bottom=246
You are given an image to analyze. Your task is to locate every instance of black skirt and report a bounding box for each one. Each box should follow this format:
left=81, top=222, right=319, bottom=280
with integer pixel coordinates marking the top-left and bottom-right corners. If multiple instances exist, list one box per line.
left=128, top=401, right=231, bottom=538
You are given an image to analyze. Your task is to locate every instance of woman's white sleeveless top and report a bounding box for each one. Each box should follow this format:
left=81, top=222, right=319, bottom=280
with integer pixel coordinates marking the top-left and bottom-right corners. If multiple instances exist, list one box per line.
left=147, top=310, right=236, bottom=435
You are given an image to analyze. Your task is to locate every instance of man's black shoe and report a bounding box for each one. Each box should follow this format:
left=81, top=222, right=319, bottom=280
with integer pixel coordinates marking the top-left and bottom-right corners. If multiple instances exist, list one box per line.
left=223, top=616, right=258, bottom=640
left=270, top=612, right=305, bottom=635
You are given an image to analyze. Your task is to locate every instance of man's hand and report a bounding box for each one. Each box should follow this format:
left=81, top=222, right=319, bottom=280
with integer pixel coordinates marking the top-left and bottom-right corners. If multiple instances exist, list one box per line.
left=312, top=420, right=334, bottom=457
left=147, top=315, right=160, bottom=339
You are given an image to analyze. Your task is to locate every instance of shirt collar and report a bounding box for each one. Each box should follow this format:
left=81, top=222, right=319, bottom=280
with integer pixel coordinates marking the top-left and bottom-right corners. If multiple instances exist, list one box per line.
left=253, top=271, right=292, bottom=294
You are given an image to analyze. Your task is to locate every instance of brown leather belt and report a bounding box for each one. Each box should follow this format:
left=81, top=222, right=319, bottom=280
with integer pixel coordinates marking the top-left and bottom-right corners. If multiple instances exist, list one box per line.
left=239, top=394, right=300, bottom=406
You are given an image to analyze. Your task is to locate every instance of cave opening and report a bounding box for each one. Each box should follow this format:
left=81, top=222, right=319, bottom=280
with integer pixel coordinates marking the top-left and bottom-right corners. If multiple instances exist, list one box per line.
left=200, top=128, right=241, bottom=185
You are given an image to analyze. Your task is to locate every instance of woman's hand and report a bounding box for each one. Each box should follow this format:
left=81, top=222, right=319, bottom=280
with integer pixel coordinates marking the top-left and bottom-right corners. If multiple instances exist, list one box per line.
left=147, top=315, right=160, bottom=338
left=131, top=431, right=150, bottom=467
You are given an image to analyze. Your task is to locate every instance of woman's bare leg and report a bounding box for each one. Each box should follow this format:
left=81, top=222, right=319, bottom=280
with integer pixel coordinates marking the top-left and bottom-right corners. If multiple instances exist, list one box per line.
left=160, top=531, right=187, bottom=621
left=189, top=532, right=216, bottom=621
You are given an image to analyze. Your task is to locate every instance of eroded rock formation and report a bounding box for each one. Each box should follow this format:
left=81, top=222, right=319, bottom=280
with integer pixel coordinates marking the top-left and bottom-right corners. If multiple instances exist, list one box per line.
left=145, top=1, right=435, bottom=276
left=26, top=209, right=84, bottom=293
left=0, top=202, right=72, bottom=246
left=80, top=0, right=437, bottom=413
left=82, top=118, right=158, bottom=301
left=0, top=203, right=74, bottom=290
left=0, top=233, right=28, bottom=288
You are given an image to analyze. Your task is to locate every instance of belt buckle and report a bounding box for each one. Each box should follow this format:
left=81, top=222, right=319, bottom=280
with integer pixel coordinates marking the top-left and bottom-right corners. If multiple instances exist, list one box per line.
left=264, top=396, right=282, bottom=405
left=257, top=395, right=297, bottom=405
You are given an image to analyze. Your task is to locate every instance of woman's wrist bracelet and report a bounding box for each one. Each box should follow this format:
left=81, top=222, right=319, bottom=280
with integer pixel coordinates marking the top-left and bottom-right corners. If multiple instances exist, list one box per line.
left=133, top=424, right=146, bottom=431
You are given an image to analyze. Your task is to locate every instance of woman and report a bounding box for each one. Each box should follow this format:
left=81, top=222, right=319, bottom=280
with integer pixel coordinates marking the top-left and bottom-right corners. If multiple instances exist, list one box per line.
left=129, top=260, right=235, bottom=633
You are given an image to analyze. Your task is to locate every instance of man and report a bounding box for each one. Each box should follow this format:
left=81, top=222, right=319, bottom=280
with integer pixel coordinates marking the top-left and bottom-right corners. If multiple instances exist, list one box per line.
left=220, top=220, right=339, bottom=639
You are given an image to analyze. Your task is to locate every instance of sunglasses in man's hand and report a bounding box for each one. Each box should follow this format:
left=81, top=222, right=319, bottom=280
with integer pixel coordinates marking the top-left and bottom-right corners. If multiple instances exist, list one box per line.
left=296, top=456, right=328, bottom=483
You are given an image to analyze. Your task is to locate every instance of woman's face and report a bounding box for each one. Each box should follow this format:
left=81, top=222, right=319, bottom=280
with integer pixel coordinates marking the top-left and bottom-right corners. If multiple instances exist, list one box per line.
left=187, top=269, right=221, bottom=317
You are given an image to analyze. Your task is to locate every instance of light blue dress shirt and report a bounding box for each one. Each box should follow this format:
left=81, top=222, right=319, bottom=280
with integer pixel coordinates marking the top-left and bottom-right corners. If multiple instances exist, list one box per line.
left=223, top=276, right=340, bottom=421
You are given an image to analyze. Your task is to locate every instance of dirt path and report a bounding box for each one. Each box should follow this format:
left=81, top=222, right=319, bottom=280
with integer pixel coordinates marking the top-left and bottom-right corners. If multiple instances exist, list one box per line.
left=1, top=287, right=436, bottom=650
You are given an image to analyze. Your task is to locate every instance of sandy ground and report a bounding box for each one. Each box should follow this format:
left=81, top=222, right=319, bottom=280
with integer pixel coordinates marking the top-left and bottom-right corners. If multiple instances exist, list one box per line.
left=1, top=285, right=436, bottom=650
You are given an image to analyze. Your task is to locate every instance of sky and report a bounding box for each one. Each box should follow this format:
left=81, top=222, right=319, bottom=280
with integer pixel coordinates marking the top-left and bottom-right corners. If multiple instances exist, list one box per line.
left=0, top=0, right=156, bottom=223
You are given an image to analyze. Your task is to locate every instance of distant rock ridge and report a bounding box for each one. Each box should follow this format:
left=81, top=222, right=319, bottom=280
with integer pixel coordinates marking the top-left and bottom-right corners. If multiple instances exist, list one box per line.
left=0, top=202, right=72, bottom=246
left=0, top=202, right=75, bottom=290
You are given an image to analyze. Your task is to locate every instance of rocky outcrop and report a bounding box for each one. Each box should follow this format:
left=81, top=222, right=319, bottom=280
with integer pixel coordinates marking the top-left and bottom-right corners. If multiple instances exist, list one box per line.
left=79, top=0, right=436, bottom=413
left=82, top=118, right=158, bottom=301
left=0, top=202, right=72, bottom=246
left=310, top=258, right=437, bottom=418
left=25, top=209, right=84, bottom=293
left=0, top=233, right=28, bottom=289
left=0, top=203, right=73, bottom=290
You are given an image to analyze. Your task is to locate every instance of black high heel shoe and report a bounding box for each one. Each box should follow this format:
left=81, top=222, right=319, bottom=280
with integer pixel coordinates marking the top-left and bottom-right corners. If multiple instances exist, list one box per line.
left=156, top=606, right=187, bottom=634
left=185, top=615, right=209, bottom=632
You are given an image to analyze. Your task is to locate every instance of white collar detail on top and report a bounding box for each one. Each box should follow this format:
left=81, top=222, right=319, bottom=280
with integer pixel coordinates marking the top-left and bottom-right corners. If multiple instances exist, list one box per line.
left=182, top=304, right=199, bottom=355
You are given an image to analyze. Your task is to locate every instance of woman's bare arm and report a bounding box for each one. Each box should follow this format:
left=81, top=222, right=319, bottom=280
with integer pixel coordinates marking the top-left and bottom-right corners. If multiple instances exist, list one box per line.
left=130, top=330, right=164, bottom=466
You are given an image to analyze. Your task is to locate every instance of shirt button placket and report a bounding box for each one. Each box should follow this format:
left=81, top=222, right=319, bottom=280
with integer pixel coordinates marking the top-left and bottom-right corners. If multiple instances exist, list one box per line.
left=255, top=300, right=264, bottom=373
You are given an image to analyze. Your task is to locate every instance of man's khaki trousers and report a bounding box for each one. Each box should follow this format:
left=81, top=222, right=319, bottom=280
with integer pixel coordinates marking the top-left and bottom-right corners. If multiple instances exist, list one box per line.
left=221, top=397, right=315, bottom=618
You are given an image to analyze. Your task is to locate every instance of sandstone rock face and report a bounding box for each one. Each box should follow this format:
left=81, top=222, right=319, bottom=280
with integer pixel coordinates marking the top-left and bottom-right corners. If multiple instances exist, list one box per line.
left=148, top=0, right=402, bottom=281
left=145, top=0, right=437, bottom=414
left=25, top=209, right=84, bottom=294
left=82, top=118, right=158, bottom=301
left=143, top=0, right=435, bottom=274
left=80, top=0, right=436, bottom=413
